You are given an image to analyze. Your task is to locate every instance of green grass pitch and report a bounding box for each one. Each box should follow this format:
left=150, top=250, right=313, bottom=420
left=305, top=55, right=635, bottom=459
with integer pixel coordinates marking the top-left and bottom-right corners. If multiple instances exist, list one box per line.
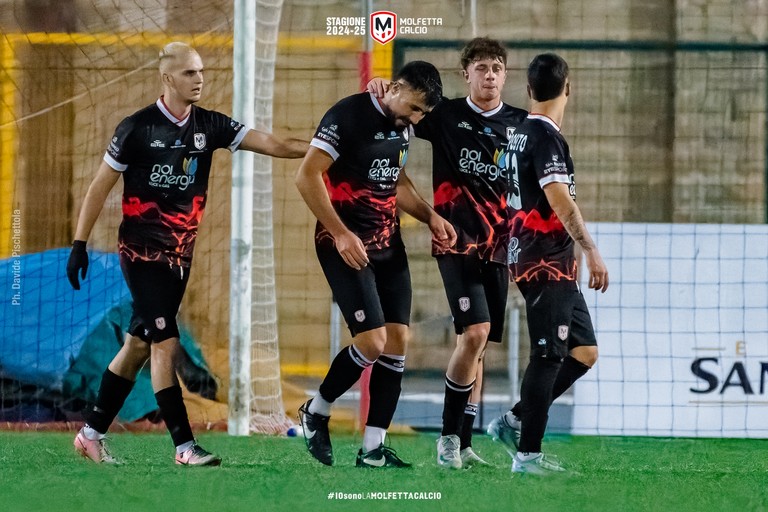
left=0, top=431, right=766, bottom=512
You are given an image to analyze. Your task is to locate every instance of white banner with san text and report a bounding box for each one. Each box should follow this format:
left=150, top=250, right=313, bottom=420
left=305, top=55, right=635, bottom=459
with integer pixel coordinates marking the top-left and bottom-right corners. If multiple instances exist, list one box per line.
left=573, top=223, right=768, bottom=438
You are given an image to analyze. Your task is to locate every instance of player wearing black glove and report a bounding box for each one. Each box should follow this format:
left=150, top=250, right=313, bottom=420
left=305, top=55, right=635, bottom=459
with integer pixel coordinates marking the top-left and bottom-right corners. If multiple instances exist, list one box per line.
left=68, top=42, right=308, bottom=466
left=66, top=240, right=89, bottom=290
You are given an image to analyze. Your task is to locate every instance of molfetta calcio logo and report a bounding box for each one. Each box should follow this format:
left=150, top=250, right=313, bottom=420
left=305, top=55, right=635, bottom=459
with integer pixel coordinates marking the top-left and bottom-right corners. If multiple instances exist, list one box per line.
left=149, top=157, right=198, bottom=191
left=370, top=11, right=397, bottom=44
left=325, top=11, right=442, bottom=44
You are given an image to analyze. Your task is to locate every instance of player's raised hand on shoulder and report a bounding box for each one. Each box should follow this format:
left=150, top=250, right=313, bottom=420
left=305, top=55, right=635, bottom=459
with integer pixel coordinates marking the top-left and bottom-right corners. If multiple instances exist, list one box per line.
left=66, top=240, right=89, bottom=290
left=334, top=230, right=369, bottom=270
left=584, top=248, right=609, bottom=293
left=366, top=77, right=388, bottom=98
left=428, top=213, right=457, bottom=250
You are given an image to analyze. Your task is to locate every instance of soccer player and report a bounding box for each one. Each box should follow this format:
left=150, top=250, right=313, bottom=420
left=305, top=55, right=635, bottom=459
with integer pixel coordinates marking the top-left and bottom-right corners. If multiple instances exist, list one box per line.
left=368, top=37, right=527, bottom=469
left=66, top=42, right=308, bottom=465
left=295, top=61, right=455, bottom=467
left=491, top=53, right=608, bottom=474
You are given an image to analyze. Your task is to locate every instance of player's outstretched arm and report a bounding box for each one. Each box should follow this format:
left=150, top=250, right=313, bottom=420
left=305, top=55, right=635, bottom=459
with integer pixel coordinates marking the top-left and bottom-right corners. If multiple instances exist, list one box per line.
left=73, top=161, right=121, bottom=242
left=239, top=129, right=309, bottom=158
left=396, top=170, right=456, bottom=250
left=295, top=147, right=369, bottom=270
left=67, top=161, right=121, bottom=289
left=543, top=182, right=608, bottom=292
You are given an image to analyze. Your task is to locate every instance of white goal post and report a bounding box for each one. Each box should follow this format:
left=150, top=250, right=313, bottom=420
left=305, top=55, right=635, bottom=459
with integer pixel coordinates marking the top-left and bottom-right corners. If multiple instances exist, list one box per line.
left=229, top=0, right=291, bottom=435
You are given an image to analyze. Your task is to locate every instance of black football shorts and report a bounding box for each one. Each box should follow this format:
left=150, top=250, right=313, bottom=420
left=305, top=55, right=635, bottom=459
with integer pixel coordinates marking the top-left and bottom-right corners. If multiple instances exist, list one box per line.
left=436, top=254, right=509, bottom=343
left=316, top=235, right=411, bottom=337
left=517, top=279, right=597, bottom=360
left=119, top=256, right=190, bottom=343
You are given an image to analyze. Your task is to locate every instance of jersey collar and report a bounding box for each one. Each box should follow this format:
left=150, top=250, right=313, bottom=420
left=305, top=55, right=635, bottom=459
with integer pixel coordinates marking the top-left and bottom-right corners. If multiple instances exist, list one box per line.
left=528, top=113, right=560, bottom=132
left=465, top=96, right=503, bottom=117
left=369, top=92, right=386, bottom=117
left=156, top=97, right=191, bottom=127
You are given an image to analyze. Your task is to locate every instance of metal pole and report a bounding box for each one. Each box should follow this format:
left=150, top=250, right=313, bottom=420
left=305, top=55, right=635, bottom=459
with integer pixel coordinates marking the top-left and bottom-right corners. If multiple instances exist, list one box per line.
left=355, top=0, right=374, bottom=431
left=330, top=300, right=340, bottom=364
left=470, top=0, right=477, bottom=38
left=228, top=0, right=256, bottom=436
left=507, top=307, right=520, bottom=404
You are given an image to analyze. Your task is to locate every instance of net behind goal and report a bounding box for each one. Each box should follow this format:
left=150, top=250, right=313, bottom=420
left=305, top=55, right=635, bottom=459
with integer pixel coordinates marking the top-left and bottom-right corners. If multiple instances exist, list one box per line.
left=0, top=0, right=293, bottom=432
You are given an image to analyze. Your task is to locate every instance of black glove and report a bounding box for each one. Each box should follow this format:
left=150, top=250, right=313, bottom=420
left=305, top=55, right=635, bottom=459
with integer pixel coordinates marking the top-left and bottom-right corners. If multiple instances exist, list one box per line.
left=66, top=240, right=89, bottom=290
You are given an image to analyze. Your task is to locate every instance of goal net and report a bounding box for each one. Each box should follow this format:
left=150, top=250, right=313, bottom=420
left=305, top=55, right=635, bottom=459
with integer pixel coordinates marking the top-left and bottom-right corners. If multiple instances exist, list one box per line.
left=0, top=0, right=296, bottom=433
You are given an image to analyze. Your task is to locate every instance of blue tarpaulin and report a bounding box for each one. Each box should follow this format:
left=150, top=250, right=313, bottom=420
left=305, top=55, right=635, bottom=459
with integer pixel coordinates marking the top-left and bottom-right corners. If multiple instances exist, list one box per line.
left=0, top=248, right=211, bottom=421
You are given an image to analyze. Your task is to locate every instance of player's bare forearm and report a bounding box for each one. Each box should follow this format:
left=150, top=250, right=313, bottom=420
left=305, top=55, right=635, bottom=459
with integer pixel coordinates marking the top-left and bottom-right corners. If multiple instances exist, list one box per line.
left=560, top=206, right=596, bottom=252
left=544, top=181, right=608, bottom=291
left=295, top=148, right=369, bottom=269
left=561, top=208, right=609, bottom=291
left=396, top=173, right=456, bottom=248
left=543, top=182, right=595, bottom=251
left=74, top=162, right=121, bottom=242
left=241, top=129, right=309, bottom=158
left=396, top=172, right=432, bottom=223
left=295, top=177, right=346, bottom=238
left=294, top=147, right=355, bottom=240
left=275, top=137, right=310, bottom=158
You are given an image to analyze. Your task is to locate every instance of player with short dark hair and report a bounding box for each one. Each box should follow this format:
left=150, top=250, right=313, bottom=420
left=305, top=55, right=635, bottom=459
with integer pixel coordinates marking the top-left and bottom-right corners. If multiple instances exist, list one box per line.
left=295, top=61, right=456, bottom=467
left=67, top=42, right=308, bottom=465
left=490, top=52, right=608, bottom=474
left=369, top=37, right=527, bottom=468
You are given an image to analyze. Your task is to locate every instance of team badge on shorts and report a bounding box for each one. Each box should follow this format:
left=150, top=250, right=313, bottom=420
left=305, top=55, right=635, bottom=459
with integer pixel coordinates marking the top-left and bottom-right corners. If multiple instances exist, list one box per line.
left=558, top=325, right=569, bottom=341
left=155, top=317, right=166, bottom=330
left=354, top=310, right=366, bottom=322
left=458, top=297, right=470, bottom=312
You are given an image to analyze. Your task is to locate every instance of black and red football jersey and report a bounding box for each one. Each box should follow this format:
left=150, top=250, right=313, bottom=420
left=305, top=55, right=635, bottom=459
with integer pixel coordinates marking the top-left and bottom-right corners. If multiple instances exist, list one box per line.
left=105, top=98, right=247, bottom=267
left=504, top=113, right=577, bottom=283
left=310, top=92, right=409, bottom=251
left=414, top=97, right=527, bottom=264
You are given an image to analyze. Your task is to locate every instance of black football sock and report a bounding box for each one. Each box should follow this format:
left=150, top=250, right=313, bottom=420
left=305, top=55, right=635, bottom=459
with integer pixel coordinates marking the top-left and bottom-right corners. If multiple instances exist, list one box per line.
left=460, top=402, right=478, bottom=449
left=155, top=385, right=194, bottom=447
left=366, top=354, right=405, bottom=430
left=551, top=355, right=591, bottom=401
left=441, top=376, right=474, bottom=437
left=84, top=369, right=135, bottom=434
left=510, top=402, right=522, bottom=420
left=510, top=356, right=590, bottom=419
left=318, top=345, right=372, bottom=403
left=517, top=357, right=561, bottom=453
